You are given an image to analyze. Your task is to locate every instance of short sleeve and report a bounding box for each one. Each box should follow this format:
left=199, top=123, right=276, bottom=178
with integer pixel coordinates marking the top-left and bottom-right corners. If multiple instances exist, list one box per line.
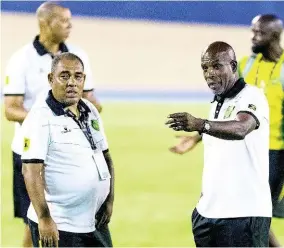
left=21, top=108, right=50, bottom=163
left=4, top=52, right=26, bottom=95
left=236, top=88, right=269, bottom=129
left=86, top=100, right=108, bottom=151
left=93, top=107, right=108, bottom=151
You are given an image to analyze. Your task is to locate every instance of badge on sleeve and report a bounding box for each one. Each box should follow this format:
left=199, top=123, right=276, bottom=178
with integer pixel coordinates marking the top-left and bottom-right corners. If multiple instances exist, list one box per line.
left=23, top=138, right=30, bottom=151
left=248, top=104, right=257, bottom=111
left=91, top=119, right=100, bottom=131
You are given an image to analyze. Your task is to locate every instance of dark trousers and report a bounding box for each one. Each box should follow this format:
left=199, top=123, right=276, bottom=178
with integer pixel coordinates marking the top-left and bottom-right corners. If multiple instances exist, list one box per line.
left=269, top=150, right=284, bottom=218
left=13, top=152, right=30, bottom=224
left=28, top=219, right=113, bottom=247
left=191, top=208, right=271, bottom=247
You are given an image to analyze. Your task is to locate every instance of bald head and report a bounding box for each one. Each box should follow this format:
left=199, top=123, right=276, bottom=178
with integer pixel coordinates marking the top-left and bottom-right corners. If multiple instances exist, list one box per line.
left=202, top=41, right=236, bottom=62
left=252, top=14, right=283, bottom=35
left=36, top=2, right=72, bottom=43
left=36, top=2, right=65, bottom=23
left=251, top=14, right=283, bottom=55
left=201, top=41, right=238, bottom=95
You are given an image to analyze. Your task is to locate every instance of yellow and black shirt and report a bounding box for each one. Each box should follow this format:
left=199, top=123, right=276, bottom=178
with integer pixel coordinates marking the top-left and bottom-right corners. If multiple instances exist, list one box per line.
left=239, top=52, right=284, bottom=150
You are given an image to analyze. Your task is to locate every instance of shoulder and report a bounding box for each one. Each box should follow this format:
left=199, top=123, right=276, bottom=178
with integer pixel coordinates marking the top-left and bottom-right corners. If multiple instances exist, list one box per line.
left=238, top=54, right=259, bottom=73
left=82, top=98, right=100, bottom=117
left=28, top=99, right=52, bottom=120
left=66, top=43, right=88, bottom=58
left=7, top=43, right=34, bottom=65
left=241, top=84, right=268, bottom=105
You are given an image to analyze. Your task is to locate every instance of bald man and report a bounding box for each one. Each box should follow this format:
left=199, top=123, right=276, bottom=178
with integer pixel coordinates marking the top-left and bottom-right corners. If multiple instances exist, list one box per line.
left=169, top=14, right=284, bottom=247
left=4, top=2, right=102, bottom=247
left=166, top=41, right=272, bottom=247
left=238, top=14, right=284, bottom=247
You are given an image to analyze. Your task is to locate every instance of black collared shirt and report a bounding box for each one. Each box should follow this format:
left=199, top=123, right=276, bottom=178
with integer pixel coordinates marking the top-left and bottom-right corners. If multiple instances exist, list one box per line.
left=33, top=35, right=69, bottom=57
left=46, top=90, right=97, bottom=150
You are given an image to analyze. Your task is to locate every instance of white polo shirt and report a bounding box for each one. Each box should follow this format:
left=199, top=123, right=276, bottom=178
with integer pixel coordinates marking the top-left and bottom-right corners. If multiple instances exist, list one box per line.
left=196, top=79, right=272, bottom=218
left=21, top=91, right=110, bottom=233
left=4, top=36, right=95, bottom=155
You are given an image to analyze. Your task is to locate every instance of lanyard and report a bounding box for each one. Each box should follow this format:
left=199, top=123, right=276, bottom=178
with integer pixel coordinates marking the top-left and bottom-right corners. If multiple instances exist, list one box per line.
left=254, top=57, right=277, bottom=86
left=65, top=109, right=97, bottom=150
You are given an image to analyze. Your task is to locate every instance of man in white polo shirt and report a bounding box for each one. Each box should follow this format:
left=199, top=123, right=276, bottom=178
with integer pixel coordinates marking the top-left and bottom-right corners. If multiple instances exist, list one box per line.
left=166, top=41, right=272, bottom=247
left=21, top=52, right=114, bottom=247
left=3, top=2, right=102, bottom=246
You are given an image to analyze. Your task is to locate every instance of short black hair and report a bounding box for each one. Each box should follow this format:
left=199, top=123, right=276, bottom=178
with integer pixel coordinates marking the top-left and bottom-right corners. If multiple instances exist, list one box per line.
left=258, top=14, right=281, bottom=23
left=51, top=52, right=84, bottom=73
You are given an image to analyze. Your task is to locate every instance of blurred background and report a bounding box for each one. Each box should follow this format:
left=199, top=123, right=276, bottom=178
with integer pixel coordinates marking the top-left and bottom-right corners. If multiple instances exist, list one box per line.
left=1, top=1, right=284, bottom=247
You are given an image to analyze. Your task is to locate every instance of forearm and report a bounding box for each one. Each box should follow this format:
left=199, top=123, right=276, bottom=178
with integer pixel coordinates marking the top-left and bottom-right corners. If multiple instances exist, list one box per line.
left=103, top=151, right=114, bottom=202
left=5, top=106, right=28, bottom=123
left=22, top=164, right=50, bottom=219
left=206, top=120, right=251, bottom=140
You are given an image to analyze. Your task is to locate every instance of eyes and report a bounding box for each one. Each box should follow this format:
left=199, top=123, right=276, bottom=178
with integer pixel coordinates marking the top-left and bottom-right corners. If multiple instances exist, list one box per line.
left=251, top=28, right=266, bottom=37
left=59, top=72, right=84, bottom=82
left=201, top=63, right=222, bottom=72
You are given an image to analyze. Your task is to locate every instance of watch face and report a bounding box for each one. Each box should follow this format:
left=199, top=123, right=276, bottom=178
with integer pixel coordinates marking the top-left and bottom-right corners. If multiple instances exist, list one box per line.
left=205, top=123, right=210, bottom=130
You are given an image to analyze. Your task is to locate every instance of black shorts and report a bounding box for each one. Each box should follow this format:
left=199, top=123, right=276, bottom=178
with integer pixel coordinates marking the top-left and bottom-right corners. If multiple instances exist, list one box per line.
left=269, top=150, right=284, bottom=218
left=191, top=208, right=271, bottom=247
left=13, top=152, right=30, bottom=224
left=28, top=219, right=113, bottom=247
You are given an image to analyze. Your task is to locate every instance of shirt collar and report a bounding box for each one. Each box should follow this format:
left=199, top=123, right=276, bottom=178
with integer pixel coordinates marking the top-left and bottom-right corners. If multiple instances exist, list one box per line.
left=46, top=90, right=91, bottom=116
left=211, top=78, right=246, bottom=103
left=33, top=35, right=69, bottom=57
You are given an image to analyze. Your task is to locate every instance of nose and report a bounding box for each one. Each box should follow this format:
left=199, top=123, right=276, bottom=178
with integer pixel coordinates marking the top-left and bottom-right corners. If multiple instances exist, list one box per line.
left=66, top=76, right=77, bottom=87
left=205, top=68, right=215, bottom=78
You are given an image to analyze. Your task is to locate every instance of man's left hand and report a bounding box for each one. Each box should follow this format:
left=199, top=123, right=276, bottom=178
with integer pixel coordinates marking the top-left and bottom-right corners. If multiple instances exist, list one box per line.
left=166, top=112, right=204, bottom=132
left=95, top=199, right=113, bottom=229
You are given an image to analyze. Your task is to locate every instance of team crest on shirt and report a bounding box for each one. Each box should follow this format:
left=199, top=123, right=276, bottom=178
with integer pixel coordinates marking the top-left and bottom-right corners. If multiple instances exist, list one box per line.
left=224, top=105, right=235, bottom=119
left=91, top=120, right=100, bottom=131
left=248, top=104, right=256, bottom=111
left=23, top=138, right=30, bottom=151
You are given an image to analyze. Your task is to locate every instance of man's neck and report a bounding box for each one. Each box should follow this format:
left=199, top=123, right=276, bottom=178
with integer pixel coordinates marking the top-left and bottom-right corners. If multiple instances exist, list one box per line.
left=65, top=104, right=79, bottom=118
left=39, top=34, right=60, bottom=55
left=262, top=44, right=283, bottom=62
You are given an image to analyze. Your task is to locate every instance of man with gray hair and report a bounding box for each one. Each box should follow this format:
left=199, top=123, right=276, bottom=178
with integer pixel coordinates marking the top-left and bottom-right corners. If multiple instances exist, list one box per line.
left=4, top=2, right=102, bottom=246
left=22, top=52, right=114, bottom=247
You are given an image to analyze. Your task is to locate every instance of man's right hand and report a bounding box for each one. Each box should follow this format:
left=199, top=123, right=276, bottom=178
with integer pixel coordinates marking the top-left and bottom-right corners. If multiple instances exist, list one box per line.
left=38, top=217, right=59, bottom=247
left=169, top=135, right=201, bottom=154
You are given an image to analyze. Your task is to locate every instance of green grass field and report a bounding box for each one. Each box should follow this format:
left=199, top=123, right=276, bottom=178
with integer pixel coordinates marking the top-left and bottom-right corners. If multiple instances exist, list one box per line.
left=1, top=102, right=283, bottom=247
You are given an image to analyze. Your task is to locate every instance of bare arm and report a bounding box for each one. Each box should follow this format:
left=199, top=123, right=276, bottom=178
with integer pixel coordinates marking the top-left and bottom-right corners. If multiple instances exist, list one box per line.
left=4, top=95, right=28, bottom=123
left=205, top=112, right=258, bottom=140
left=83, top=91, right=102, bottom=113
left=169, top=133, right=202, bottom=154
left=103, top=151, right=114, bottom=202
left=96, top=150, right=114, bottom=228
left=22, top=163, right=59, bottom=246
left=166, top=112, right=258, bottom=141
left=22, top=163, right=50, bottom=219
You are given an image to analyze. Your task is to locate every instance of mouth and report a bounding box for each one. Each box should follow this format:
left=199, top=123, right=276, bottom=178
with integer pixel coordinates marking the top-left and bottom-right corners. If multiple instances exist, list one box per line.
left=207, top=82, right=221, bottom=92
left=66, top=90, right=78, bottom=98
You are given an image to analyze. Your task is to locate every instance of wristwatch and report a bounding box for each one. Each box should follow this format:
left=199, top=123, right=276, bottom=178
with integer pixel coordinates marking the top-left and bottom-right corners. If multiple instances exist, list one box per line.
left=202, top=120, right=211, bottom=134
